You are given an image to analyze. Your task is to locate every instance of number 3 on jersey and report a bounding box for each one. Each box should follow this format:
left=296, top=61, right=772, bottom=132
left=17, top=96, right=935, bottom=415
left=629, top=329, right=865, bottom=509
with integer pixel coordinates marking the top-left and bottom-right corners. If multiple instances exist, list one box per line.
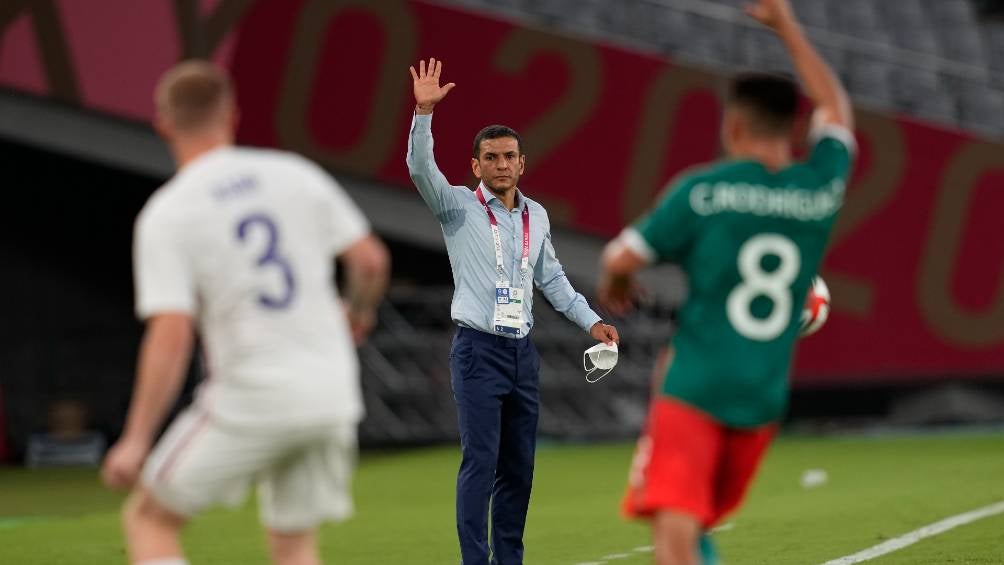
left=236, top=214, right=296, bottom=309
left=726, top=234, right=801, bottom=341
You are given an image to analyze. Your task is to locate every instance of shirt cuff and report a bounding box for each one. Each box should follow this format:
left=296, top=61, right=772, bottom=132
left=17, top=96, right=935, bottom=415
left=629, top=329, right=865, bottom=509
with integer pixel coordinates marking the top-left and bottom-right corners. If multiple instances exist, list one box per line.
left=618, top=227, right=657, bottom=264
left=136, top=300, right=194, bottom=321
left=411, top=112, right=432, bottom=132
left=579, top=309, right=603, bottom=334
left=809, top=123, right=857, bottom=155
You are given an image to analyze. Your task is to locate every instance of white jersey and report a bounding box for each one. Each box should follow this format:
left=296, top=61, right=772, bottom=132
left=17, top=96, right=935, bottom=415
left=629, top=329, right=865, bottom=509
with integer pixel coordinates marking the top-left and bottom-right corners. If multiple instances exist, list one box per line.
left=134, top=146, right=368, bottom=428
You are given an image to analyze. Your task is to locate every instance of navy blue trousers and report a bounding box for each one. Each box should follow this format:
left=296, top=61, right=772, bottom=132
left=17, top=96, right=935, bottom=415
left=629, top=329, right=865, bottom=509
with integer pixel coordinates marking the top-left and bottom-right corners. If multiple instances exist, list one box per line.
left=450, top=327, right=540, bottom=565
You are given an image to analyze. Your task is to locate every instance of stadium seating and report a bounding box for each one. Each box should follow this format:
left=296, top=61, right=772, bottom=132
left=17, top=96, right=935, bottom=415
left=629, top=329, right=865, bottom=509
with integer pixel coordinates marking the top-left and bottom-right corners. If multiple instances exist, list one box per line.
left=356, top=284, right=672, bottom=444
left=445, top=0, right=1004, bottom=138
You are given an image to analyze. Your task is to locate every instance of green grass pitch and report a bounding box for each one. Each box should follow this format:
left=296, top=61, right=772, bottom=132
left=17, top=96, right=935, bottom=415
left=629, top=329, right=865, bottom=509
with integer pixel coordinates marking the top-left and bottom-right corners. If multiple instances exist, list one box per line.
left=1, top=433, right=1003, bottom=564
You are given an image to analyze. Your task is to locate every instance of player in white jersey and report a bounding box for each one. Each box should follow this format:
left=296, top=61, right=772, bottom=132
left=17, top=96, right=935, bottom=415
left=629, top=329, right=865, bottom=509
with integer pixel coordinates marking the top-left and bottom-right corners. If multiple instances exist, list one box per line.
left=101, top=61, right=390, bottom=565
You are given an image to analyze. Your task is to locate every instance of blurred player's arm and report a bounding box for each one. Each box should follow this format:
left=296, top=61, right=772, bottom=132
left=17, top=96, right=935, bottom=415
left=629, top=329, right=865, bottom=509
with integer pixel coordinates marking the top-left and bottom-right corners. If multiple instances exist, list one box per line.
left=747, top=0, right=853, bottom=130
left=598, top=236, right=649, bottom=317
left=406, top=58, right=463, bottom=221
left=311, top=160, right=391, bottom=345
left=599, top=179, right=698, bottom=316
left=305, top=162, right=391, bottom=345
left=340, top=234, right=390, bottom=345
left=103, top=205, right=197, bottom=490
left=102, top=313, right=194, bottom=490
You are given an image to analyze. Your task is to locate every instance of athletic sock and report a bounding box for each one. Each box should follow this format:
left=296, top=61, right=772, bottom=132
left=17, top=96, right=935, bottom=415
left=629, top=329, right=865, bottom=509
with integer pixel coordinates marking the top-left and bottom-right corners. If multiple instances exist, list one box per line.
left=136, top=559, right=189, bottom=565
left=699, top=533, right=719, bottom=565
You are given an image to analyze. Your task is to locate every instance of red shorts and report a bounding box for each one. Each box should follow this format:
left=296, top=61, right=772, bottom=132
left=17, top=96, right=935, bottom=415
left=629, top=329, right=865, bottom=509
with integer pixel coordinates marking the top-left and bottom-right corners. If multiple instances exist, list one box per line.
left=622, top=397, right=775, bottom=528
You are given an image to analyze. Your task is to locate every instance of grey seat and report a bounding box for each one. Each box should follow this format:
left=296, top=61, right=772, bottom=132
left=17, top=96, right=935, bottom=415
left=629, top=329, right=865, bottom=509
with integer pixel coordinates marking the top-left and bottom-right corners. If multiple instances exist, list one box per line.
left=793, top=0, right=829, bottom=30
left=890, top=67, right=959, bottom=125
left=651, top=9, right=692, bottom=52
left=846, top=56, right=894, bottom=107
left=517, top=0, right=575, bottom=21
left=983, top=25, right=1004, bottom=77
left=889, top=25, right=942, bottom=54
left=627, top=3, right=693, bottom=50
left=958, top=89, right=1004, bottom=138
left=552, top=0, right=605, bottom=31
left=738, top=28, right=791, bottom=72
left=877, top=0, right=928, bottom=25
left=924, top=0, right=975, bottom=27
left=676, top=13, right=738, bottom=68
left=915, top=91, right=959, bottom=124
left=829, top=0, right=887, bottom=43
left=878, top=0, right=935, bottom=52
left=891, top=67, right=943, bottom=108
left=938, top=29, right=988, bottom=65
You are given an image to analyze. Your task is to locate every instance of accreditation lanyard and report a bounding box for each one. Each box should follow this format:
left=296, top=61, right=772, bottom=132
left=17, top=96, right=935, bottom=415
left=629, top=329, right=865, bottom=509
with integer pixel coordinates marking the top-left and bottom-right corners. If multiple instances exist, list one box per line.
left=477, top=187, right=530, bottom=284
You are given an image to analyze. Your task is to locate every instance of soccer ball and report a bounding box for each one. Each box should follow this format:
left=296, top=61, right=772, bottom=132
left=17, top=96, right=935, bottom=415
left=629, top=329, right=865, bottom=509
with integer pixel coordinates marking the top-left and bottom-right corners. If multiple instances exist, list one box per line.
left=799, top=276, right=830, bottom=337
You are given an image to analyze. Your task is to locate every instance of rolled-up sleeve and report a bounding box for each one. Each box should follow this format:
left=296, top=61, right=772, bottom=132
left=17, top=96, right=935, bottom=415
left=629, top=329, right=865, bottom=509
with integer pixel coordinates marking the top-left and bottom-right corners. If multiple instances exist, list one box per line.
left=406, top=113, right=465, bottom=223
left=533, top=221, right=602, bottom=333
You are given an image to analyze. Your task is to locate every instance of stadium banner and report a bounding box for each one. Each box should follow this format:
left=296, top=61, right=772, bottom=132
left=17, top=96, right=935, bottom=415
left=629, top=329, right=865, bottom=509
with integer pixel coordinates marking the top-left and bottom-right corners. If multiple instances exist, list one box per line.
left=2, top=0, right=1002, bottom=383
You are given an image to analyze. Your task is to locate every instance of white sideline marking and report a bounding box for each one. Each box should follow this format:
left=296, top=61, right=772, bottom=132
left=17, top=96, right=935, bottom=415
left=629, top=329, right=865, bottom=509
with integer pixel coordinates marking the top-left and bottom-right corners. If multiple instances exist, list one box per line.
left=818, top=500, right=1004, bottom=565
left=572, top=550, right=636, bottom=565
left=572, top=526, right=724, bottom=564
left=573, top=532, right=716, bottom=564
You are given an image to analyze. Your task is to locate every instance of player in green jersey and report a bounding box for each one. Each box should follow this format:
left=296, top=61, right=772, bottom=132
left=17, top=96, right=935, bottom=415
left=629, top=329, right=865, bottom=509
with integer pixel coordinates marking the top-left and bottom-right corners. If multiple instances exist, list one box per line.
left=599, top=1, right=855, bottom=563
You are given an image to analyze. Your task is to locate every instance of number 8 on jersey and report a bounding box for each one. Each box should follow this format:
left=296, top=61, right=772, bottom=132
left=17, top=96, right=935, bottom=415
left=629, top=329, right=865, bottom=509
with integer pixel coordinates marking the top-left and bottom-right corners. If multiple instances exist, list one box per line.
left=726, top=234, right=800, bottom=342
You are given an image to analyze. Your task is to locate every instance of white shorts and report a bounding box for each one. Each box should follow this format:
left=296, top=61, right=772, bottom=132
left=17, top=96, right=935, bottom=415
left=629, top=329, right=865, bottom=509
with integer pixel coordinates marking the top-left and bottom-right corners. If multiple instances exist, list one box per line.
left=141, top=409, right=357, bottom=532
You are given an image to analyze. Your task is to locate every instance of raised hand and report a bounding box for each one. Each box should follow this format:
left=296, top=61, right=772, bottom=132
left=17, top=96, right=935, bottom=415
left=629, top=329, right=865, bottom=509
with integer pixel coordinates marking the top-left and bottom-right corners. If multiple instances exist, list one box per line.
left=744, top=0, right=797, bottom=32
left=410, top=58, right=456, bottom=115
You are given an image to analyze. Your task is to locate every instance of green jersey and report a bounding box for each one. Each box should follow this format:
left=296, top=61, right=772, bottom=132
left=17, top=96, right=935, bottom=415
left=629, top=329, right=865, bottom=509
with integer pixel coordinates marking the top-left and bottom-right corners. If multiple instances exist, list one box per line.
left=626, top=126, right=855, bottom=427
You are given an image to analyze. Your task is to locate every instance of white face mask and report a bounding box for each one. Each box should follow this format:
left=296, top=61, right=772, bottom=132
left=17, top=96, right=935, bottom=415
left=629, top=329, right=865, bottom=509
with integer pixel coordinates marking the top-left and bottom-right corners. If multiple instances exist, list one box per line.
left=583, top=342, right=618, bottom=383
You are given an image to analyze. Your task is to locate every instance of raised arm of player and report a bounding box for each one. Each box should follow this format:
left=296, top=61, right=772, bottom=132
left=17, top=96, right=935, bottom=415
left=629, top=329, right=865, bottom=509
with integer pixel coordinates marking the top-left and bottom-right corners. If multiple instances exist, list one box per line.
left=747, top=0, right=853, bottom=130
left=102, top=313, right=195, bottom=490
left=340, top=234, right=391, bottom=345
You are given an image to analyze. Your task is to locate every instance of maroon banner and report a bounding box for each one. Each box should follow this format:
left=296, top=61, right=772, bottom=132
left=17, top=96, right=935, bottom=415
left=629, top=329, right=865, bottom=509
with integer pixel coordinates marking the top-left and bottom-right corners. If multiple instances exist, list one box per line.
left=2, top=0, right=1002, bottom=382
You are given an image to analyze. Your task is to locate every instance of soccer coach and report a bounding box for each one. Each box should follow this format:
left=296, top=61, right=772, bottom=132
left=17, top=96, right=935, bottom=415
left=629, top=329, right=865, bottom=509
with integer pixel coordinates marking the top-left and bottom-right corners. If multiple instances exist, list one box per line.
left=407, top=58, right=619, bottom=564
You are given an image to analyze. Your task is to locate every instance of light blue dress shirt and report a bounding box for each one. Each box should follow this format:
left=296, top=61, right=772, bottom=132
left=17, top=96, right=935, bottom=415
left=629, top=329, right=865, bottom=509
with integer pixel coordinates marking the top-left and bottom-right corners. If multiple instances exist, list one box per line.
left=406, top=113, right=601, bottom=338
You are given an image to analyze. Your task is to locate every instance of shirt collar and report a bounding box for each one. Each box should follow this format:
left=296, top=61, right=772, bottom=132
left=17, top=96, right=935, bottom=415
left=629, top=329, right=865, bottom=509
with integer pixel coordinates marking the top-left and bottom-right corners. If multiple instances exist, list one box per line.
left=176, top=145, right=234, bottom=178
left=478, top=183, right=526, bottom=212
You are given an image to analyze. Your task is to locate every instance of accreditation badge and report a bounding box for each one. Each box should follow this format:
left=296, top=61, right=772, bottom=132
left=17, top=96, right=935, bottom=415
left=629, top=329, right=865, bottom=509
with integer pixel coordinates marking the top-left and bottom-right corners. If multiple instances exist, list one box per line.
left=494, top=282, right=524, bottom=336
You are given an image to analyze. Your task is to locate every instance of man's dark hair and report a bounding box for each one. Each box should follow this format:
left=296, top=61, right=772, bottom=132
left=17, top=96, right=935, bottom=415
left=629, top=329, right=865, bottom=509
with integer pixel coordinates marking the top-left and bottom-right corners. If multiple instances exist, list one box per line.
left=727, top=72, right=799, bottom=137
left=473, top=125, right=523, bottom=158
